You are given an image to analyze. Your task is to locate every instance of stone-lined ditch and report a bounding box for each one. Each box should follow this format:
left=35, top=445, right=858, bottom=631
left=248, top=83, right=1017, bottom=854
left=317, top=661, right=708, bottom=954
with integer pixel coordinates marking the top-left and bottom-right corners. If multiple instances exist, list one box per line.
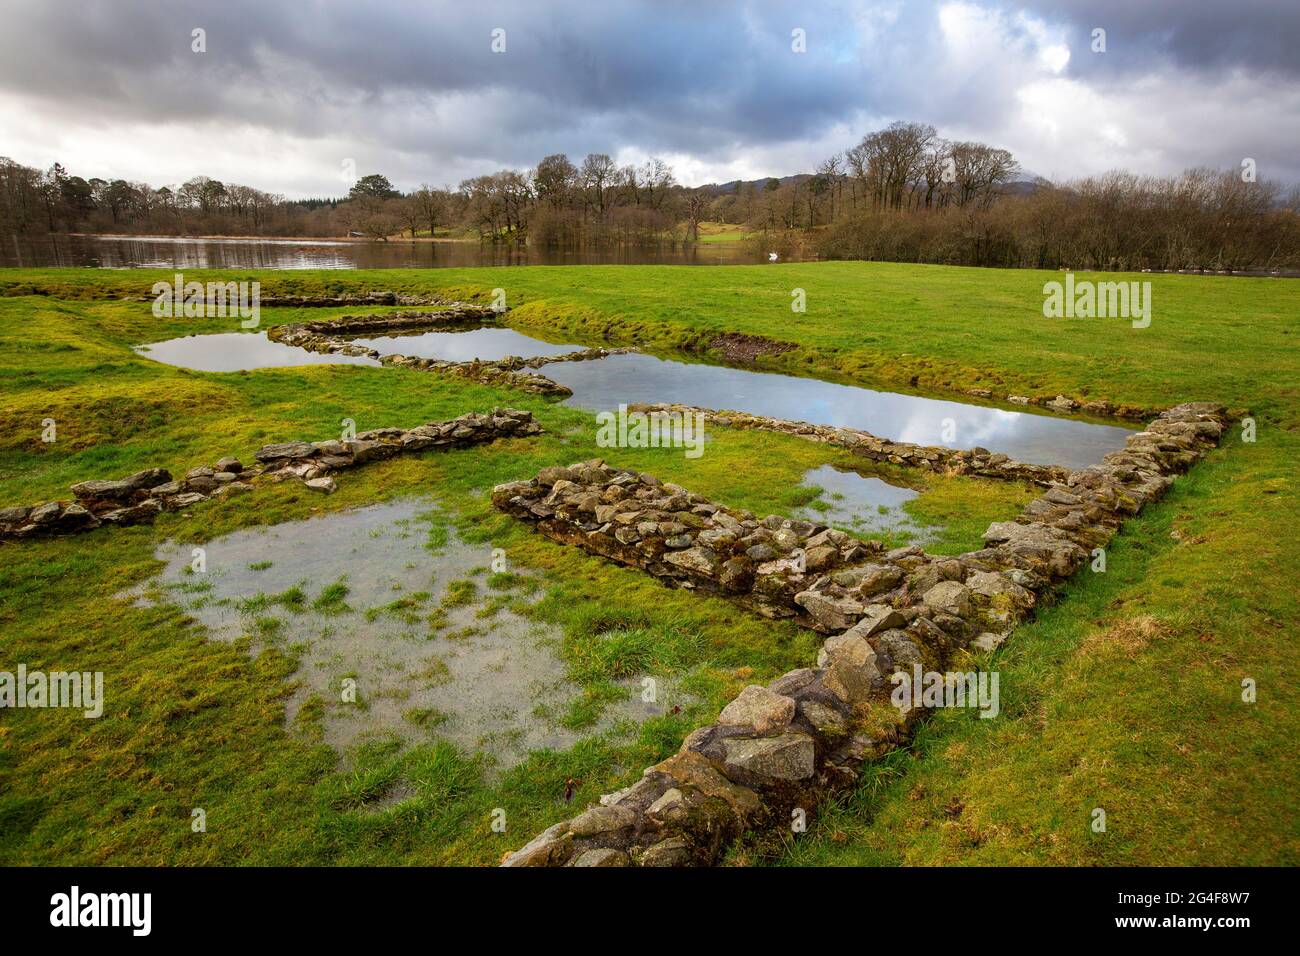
left=545, top=354, right=1135, bottom=470
left=139, top=306, right=1137, bottom=468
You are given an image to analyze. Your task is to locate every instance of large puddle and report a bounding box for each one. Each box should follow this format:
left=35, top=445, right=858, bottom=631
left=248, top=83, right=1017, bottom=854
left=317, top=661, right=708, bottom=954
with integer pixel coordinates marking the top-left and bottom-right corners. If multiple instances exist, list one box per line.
left=127, top=499, right=676, bottom=770
left=545, top=351, right=1134, bottom=469
left=347, top=326, right=583, bottom=362
left=133, top=326, right=1135, bottom=468
left=795, top=464, right=932, bottom=543
left=135, top=332, right=381, bottom=372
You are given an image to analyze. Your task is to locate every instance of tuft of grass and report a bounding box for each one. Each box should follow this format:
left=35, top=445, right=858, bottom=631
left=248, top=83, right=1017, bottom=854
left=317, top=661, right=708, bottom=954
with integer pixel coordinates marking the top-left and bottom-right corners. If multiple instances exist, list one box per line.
left=440, top=579, right=477, bottom=610
left=312, top=579, right=352, bottom=615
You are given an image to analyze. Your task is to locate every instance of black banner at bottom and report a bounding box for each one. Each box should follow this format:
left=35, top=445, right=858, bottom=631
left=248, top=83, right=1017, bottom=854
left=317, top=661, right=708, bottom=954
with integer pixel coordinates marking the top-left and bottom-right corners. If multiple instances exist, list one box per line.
left=0, top=865, right=1279, bottom=941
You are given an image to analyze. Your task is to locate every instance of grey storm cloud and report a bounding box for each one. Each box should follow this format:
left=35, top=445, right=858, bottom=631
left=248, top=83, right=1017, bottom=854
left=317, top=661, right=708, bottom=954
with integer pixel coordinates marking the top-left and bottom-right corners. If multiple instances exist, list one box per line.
left=0, top=0, right=1297, bottom=194
left=1017, top=0, right=1300, bottom=78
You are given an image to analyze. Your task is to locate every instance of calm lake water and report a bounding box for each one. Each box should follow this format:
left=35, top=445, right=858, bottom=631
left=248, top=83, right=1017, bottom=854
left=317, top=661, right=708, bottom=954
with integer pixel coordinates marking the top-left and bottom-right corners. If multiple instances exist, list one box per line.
left=545, top=352, right=1134, bottom=469
left=1, top=234, right=771, bottom=269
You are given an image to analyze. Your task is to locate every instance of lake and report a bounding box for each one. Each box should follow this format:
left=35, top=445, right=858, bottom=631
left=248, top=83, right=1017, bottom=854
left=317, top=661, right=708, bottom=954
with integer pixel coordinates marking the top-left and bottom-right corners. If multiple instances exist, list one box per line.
left=1, top=234, right=775, bottom=269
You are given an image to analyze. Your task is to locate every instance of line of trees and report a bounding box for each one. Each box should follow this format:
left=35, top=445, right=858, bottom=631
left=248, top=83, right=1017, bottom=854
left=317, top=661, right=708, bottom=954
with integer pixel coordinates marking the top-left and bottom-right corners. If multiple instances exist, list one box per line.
left=701, top=121, right=1298, bottom=271
left=0, top=153, right=693, bottom=244
left=0, top=158, right=343, bottom=237
left=809, top=165, right=1298, bottom=272
left=4, top=117, right=1296, bottom=270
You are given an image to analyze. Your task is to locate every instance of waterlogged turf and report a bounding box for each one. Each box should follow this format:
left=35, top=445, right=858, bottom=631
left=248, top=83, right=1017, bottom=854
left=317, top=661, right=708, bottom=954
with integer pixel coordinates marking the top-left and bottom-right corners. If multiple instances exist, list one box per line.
left=1, top=262, right=1294, bottom=866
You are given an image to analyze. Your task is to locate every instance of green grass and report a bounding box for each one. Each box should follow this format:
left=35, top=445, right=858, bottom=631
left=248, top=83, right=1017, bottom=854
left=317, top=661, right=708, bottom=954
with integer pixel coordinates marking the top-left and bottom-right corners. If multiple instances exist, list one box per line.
left=311, top=580, right=352, bottom=615
left=0, top=262, right=1295, bottom=866
left=694, top=221, right=754, bottom=244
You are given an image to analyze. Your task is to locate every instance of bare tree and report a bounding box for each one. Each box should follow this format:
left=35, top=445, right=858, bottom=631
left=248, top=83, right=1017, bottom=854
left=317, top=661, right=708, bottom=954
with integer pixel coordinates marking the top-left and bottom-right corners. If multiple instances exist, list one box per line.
left=580, top=153, right=617, bottom=218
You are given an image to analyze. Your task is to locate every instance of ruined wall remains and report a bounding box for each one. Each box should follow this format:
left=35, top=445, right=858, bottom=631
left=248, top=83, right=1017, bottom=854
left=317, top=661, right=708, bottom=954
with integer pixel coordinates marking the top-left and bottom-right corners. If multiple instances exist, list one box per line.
left=123, top=290, right=445, bottom=308
left=266, top=309, right=592, bottom=397
left=0, top=409, right=541, bottom=542
left=492, top=402, right=1229, bottom=866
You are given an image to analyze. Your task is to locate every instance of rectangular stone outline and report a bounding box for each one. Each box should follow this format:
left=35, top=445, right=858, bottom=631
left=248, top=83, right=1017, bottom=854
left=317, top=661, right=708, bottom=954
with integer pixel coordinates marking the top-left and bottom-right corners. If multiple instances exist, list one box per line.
left=493, top=402, right=1230, bottom=866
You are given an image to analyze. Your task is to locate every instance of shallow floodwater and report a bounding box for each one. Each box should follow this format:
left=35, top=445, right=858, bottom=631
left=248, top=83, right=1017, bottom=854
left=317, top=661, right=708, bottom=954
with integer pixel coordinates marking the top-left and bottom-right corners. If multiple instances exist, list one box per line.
left=2, top=234, right=773, bottom=269
left=128, top=500, right=679, bottom=770
left=134, top=332, right=381, bottom=372
left=348, top=326, right=583, bottom=362
left=795, top=464, right=931, bottom=542
left=545, top=352, right=1134, bottom=469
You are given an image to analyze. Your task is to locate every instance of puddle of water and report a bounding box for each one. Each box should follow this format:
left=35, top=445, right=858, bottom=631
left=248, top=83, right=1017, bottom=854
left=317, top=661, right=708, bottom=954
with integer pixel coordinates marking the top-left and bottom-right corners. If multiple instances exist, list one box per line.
left=794, top=464, right=932, bottom=543
left=126, top=499, right=678, bottom=771
left=544, top=351, right=1134, bottom=469
left=347, top=326, right=584, bottom=362
left=134, top=332, right=382, bottom=372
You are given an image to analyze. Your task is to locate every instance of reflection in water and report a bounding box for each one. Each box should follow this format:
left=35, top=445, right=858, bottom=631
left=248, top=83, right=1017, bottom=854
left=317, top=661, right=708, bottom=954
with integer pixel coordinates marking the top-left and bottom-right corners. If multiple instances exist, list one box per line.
left=349, top=326, right=583, bottom=362
left=134, top=332, right=381, bottom=372
left=544, top=351, right=1134, bottom=469
left=795, top=464, right=927, bottom=542
left=131, top=500, right=679, bottom=769
left=3, top=234, right=772, bottom=269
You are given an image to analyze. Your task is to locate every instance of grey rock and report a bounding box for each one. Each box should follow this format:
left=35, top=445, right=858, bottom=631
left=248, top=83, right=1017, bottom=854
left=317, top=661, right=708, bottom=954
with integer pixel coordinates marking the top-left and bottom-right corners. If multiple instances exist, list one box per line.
left=568, top=804, right=637, bottom=837
left=922, top=581, right=973, bottom=617
left=844, top=605, right=905, bottom=639
left=663, top=547, right=719, bottom=577
left=254, top=441, right=316, bottom=462
left=722, top=733, right=816, bottom=782
left=817, top=631, right=881, bottom=704
left=0, top=506, right=31, bottom=526
left=71, top=467, right=172, bottom=501
left=966, top=570, right=1035, bottom=609
left=570, top=848, right=629, bottom=867
left=29, top=501, right=61, bottom=524
left=718, top=685, right=796, bottom=734
left=639, top=836, right=692, bottom=867
left=799, top=699, right=849, bottom=738
left=501, top=821, right=573, bottom=867
left=794, top=590, right=865, bottom=632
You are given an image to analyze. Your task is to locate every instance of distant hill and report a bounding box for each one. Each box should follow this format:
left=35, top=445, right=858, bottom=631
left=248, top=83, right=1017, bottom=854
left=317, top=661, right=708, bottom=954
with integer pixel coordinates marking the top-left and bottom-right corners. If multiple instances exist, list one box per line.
left=700, top=174, right=812, bottom=194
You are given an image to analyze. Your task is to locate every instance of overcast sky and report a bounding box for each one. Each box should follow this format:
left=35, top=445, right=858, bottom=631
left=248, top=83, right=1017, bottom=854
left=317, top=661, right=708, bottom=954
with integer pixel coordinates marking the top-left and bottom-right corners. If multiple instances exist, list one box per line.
left=1, top=0, right=1297, bottom=197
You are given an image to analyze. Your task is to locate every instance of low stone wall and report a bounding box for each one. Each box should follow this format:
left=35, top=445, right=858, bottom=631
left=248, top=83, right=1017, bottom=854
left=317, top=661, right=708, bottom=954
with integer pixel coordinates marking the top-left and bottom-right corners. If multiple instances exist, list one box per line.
left=493, top=402, right=1229, bottom=866
left=123, top=290, right=446, bottom=308
left=493, top=466, right=889, bottom=625
left=630, top=403, right=1072, bottom=486
left=963, top=388, right=1155, bottom=421
left=272, top=308, right=497, bottom=341
left=0, top=408, right=541, bottom=543
left=266, top=309, right=581, bottom=397
left=500, top=346, right=639, bottom=370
